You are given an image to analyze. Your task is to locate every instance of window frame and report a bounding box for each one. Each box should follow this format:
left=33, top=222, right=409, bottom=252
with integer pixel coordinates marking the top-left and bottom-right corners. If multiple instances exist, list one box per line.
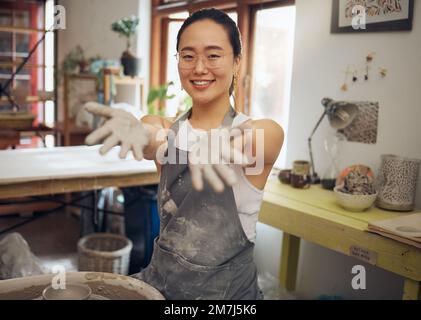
left=0, top=0, right=57, bottom=148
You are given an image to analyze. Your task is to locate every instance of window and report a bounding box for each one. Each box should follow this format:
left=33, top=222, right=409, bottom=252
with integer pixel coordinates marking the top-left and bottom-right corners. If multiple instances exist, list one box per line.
left=0, top=0, right=55, bottom=148
left=250, top=5, right=295, bottom=167
left=165, top=12, right=188, bottom=117
left=152, top=1, right=295, bottom=167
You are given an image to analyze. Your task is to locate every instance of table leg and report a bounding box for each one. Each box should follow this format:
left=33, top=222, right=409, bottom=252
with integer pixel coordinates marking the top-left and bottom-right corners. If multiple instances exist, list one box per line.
left=403, top=278, right=421, bottom=300
left=279, top=232, right=300, bottom=291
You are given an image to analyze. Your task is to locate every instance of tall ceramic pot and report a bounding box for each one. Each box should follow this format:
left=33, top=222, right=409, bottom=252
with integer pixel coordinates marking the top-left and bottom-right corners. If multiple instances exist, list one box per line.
left=376, top=154, right=421, bottom=211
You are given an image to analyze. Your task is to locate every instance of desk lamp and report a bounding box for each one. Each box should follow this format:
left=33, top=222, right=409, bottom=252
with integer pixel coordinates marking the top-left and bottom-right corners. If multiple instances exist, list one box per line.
left=308, top=97, right=359, bottom=183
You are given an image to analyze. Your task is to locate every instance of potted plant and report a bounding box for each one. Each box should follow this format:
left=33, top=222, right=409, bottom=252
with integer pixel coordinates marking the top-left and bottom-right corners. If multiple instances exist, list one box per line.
left=57, top=46, right=102, bottom=85
left=111, top=15, right=140, bottom=77
left=61, top=45, right=86, bottom=74
left=147, top=82, right=176, bottom=116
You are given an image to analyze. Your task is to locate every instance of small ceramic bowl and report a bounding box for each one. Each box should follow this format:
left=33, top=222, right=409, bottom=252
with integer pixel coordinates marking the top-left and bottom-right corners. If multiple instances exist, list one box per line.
left=333, top=186, right=378, bottom=212
left=278, top=169, right=292, bottom=184
left=42, top=283, right=92, bottom=300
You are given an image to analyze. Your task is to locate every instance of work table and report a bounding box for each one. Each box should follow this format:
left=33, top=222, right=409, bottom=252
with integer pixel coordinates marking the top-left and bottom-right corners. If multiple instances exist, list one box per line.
left=259, top=178, right=421, bottom=300
left=0, top=146, right=159, bottom=199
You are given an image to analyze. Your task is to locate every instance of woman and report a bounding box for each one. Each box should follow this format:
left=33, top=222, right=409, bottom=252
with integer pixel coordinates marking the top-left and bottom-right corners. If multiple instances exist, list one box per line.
left=85, top=8, right=284, bottom=300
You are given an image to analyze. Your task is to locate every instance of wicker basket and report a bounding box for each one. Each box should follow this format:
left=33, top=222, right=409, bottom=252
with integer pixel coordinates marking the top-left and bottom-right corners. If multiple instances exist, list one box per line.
left=78, top=233, right=133, bottom=275
left=0, top=112, right=36, bottom=130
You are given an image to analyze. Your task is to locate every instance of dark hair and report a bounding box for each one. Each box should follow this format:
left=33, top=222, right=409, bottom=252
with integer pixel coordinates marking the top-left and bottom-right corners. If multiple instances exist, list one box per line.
left=176, top=8, right=242, bottom=95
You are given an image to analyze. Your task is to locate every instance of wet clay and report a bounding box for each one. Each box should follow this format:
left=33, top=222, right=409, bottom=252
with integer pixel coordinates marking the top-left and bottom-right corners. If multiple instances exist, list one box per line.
left=0, top=281, right=147, bottom=300
left=0, top=285, right=45, bottom=300
left=88, top=281, right=146, bottom=300
left=0, top=272, right=163, bottom=300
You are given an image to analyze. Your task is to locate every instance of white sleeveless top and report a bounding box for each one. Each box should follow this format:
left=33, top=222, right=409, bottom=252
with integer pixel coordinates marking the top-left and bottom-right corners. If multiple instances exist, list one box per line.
left=174, top=112, right=264, bottom=242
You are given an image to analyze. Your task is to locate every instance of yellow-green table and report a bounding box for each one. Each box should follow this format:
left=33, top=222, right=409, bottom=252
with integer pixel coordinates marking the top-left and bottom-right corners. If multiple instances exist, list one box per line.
left=259, top=179, right=421, bottom=300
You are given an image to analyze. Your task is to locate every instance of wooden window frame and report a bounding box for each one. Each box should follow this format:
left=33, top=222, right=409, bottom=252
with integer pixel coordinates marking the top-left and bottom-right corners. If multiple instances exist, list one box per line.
left=0, top=0, right=48, bottom=120
left=150, top=0, right=294, bottom=114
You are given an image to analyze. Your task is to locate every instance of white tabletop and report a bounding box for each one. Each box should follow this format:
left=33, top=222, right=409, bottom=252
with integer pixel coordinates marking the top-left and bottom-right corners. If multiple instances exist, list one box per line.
left=0, top=145, right=157, bottom=185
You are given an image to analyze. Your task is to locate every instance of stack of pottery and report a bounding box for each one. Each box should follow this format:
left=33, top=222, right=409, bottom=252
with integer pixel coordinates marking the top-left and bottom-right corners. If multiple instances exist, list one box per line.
left=376, top=155, right=421, bottom=211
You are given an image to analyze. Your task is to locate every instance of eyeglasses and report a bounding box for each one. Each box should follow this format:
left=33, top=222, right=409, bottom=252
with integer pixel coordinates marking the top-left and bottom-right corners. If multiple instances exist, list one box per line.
left=175, top=52, right=233, bottom=70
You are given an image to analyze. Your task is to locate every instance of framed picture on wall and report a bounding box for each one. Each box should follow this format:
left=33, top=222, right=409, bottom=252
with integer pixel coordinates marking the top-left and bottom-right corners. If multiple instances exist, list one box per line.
left=331, top=0, right=414, bottom=33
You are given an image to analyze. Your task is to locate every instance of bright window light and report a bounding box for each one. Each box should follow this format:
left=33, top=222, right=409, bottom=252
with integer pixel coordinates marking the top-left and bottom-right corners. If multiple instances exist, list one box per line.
left=45, top=100, right=55, bottom=127
left=250, top=6, right=296, bottom=168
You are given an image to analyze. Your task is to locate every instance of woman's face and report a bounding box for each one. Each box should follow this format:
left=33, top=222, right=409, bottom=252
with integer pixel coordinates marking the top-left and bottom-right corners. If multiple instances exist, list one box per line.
left=177, top=19, right=240, bottom=106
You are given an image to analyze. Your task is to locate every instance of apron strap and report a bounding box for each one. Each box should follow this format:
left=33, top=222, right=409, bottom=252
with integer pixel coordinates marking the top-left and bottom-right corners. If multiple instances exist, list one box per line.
left=170, top=105, right=237, bottom=136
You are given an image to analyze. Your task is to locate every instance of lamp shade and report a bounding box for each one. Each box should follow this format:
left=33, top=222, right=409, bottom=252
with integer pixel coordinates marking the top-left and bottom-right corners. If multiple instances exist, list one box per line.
left=321, top=97, right=359, bottom=129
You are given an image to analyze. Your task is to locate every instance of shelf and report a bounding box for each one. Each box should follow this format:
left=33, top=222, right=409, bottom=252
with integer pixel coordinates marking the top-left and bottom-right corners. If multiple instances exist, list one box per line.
left=0, top=26, right=47, bottom=34
left=0, top=124, right=56, bottom=149
left=66, top=73, right=97, bottom=80
left=0, top=95, right=54, bottom=103
left=0, top=62, right=47, bottom=69
left=114, top=76, right=144, bottom=85
left=0, top=123, right=54, bottom=133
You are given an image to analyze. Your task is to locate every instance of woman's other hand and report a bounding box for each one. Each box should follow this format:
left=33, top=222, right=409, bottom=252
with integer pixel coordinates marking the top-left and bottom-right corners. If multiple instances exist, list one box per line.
left=188, top=122, right=252, bottom=193
left=84, top=104, right=150, bottom=161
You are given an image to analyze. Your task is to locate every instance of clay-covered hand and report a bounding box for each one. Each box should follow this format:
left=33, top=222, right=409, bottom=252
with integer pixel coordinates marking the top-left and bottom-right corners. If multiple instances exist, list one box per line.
left=84, top=104, right=150, bottom=160
left=188, top=121, right=253, bottom=193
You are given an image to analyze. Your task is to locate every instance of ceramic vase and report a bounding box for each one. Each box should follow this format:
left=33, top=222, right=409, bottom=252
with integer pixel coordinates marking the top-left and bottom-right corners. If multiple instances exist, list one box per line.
left=376, top=154, right=421, bottom=211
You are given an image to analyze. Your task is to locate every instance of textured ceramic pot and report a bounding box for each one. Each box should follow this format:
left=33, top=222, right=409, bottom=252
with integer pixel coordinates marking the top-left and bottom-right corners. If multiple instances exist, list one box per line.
left=376, top=154, right=421, bottom=211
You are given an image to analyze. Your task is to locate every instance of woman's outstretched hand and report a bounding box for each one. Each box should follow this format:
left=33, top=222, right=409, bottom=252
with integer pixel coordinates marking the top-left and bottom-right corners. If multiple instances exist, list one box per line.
left=84, top=103, right=150, bottom=160
left=188, top=121, right=253, bottom=193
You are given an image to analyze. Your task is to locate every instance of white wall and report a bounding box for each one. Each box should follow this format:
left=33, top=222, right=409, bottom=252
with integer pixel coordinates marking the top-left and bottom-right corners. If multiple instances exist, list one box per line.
left=136, top=0, right=151, bottom=104
left=255, top=0, right=421, bottom=299
left=57, top=0, right=150, bottom=119
left=58, top=0, right=140, bottom=63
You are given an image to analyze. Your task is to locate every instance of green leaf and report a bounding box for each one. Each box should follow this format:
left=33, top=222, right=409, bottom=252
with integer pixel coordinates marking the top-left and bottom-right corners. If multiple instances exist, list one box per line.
left=147, top=90, right=159, bottom=105
left=111, top=16, right=139, bottom=38
left=147, top=103, right=157, bottom=115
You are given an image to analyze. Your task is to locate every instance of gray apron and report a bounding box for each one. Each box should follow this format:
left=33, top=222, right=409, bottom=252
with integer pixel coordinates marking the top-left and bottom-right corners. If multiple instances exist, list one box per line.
left=133, top=107, right=260, bottom=300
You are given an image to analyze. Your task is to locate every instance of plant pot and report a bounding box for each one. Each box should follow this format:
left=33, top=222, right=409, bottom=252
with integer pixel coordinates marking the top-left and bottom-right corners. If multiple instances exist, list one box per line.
left=121, top=56, right=140, bottom=77
left=78, top=61, right=90, bottom=73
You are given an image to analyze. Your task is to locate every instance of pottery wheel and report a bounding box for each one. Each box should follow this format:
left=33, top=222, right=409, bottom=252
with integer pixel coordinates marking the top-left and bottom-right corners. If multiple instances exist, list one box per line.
left=33, top=293, right=109, bottom=300
left=0, top=272, right=165, bottom=300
